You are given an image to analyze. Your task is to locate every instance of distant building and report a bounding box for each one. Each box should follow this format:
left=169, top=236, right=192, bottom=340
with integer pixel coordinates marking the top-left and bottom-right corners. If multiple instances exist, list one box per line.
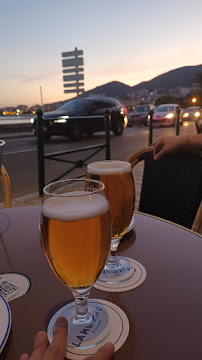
left=16, top=105, right=29, bottom=113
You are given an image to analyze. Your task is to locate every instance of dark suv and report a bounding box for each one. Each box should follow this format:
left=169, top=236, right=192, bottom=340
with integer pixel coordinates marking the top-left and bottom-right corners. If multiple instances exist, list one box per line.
left=33, top=96, right=128, bottom=141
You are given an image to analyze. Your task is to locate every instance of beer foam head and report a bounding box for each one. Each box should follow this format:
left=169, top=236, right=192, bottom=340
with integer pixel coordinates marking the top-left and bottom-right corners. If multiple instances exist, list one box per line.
left=87, top=160, right=131, bottom=175
left=42, top=192, right=109, bottom=222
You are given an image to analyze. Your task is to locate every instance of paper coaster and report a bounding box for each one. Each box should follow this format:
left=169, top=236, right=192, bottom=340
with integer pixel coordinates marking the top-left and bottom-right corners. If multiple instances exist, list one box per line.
left=47, top=299, right=129, bottom=360
left=0, top=273, right=31, bottom=302
left=0, top=295, right=11, bottom=354
left=94, top=258, right=146, bottom=292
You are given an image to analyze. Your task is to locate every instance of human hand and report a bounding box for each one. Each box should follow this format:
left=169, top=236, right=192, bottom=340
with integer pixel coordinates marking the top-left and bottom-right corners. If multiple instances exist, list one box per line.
left=19, top=317, right=114, bottom=360
left=152, top=136, right=183, bottom=160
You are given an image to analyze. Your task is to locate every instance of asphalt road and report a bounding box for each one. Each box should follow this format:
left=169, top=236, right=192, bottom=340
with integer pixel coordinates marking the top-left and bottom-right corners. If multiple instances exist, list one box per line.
left=1, top=121, right=196, bottom=202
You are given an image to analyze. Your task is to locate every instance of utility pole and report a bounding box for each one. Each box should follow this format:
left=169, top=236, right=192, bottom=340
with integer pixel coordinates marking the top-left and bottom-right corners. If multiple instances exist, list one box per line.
left=40, top=86, right=43, bottom=109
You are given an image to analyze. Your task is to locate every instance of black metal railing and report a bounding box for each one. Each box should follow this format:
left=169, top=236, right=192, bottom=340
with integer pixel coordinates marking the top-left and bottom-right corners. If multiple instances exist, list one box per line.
left=36, top=109, right=111, bottom=196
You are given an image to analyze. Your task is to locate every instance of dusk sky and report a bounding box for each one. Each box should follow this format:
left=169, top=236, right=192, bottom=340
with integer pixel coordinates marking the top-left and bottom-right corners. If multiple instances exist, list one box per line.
left=1, top=0, right=202, bottom=108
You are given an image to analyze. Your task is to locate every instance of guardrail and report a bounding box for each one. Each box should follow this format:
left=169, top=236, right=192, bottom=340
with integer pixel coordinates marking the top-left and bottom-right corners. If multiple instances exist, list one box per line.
left=37, top=109, right=111, bottom=196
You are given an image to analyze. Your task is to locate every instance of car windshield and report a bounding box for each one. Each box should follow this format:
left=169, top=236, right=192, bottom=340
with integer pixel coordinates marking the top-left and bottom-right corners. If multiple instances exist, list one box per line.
left=156, top=105, right=175, bottom=112
left=186, top=107, right=199, bottom=112
left=134, top=106, right=149, bottom=113
left=57, top=98, right=91, bottom=112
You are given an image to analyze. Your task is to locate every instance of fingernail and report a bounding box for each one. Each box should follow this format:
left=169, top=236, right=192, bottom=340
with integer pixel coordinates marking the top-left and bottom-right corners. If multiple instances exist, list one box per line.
left=55, top=316, right=67, bottom=328
left=103, top=342, right=114, bottom=351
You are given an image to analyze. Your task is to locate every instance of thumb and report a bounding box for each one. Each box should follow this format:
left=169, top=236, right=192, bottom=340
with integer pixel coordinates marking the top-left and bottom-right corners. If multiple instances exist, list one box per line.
left=44, top=317, right=68, bottom=360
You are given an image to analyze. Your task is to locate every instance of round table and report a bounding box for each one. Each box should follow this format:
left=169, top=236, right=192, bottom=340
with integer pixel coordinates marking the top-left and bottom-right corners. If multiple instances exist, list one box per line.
left=0, top=205, right=202, bottom=360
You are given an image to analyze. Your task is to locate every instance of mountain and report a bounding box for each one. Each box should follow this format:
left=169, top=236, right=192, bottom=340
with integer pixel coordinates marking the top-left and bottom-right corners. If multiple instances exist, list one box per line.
left=81, top=64, right=202, bottom=98
left=132, top=64, right=202, bottom=91
left=82, top=81, right=131, bottom=98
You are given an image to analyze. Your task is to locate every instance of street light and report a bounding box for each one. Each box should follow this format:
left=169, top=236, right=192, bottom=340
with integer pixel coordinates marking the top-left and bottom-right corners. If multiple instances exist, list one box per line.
left=192, top=97, right=197, bottom=104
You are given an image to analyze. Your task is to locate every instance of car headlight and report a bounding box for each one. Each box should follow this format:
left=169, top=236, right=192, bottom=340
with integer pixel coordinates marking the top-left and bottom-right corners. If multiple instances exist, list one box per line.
left=30, top=118, right=34, bottom=124
left=183, top=112, right=189, bottom=118
left=54, top=119, right=67, bottom=123
left=195, top=111, right=200, bottom=118
left=124, top=116, right=128, bottom=126
left=165, top=113, right=174, bottom=119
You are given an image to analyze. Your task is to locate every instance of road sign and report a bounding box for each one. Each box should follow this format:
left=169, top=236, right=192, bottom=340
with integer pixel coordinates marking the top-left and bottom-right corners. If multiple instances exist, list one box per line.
left=63, top=67, right=84, bottom=74
left=63, top=74, right=84, bottom=82
left=64, top=83, right=84, bottom=87
left=62, top=47, right=84, bottom=96
left=62, top=57, right=83, bottom=68
left=62, top=49, right=83, bottom=57
left=64, top=89, right=84, bottom=94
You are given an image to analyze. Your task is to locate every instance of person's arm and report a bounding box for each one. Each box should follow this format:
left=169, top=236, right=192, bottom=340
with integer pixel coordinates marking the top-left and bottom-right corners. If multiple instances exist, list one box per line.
left=153, top=134, right=202, bottom=160
left=19, top=317, right=114, bottom=360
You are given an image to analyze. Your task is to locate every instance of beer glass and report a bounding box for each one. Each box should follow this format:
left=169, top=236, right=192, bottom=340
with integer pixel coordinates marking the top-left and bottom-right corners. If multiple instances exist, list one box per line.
left=41, top=179, right=112, bottom=350
left=87, top=160, right=135, bottom=283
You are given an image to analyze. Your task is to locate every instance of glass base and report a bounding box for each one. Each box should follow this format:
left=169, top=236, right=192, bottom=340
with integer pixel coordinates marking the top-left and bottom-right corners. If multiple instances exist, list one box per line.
left=98, top=256, right=134, bottom=284
left=58, top=301, right=111, bottom=350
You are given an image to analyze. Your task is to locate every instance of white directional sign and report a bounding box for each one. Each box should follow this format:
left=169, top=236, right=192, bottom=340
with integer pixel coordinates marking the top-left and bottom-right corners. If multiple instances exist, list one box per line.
left=62, top=47, right=84, bottom=96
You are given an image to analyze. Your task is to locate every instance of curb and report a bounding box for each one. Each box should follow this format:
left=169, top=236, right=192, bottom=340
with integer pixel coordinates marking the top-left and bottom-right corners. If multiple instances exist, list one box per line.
left=2, top=132, right=34, bottom=140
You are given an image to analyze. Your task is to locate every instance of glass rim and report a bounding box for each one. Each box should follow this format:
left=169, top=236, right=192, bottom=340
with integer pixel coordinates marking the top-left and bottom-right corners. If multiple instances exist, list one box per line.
left=43, top=178, right=105, bottom=197
left=87, top=160, right=131, bottom=169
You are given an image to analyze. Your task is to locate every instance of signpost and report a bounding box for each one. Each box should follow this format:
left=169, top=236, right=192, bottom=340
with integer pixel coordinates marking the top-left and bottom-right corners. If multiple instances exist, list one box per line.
left=62, top=47, right=84, bottom=96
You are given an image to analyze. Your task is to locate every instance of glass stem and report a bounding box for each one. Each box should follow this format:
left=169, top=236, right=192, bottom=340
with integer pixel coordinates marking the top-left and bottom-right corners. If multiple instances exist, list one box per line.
left=106, top=238, right=121, bottom=268
left=72, top=290, right=92, bottom=324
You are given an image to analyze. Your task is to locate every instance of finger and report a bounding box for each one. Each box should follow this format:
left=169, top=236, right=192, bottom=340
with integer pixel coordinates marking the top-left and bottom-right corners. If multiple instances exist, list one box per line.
left=43, top=317, right=68, bottom=360
left=85, top=342, right=114, bottom=360
left=153, top=150, right=165, bottom=161
left=152, top=137, right=163, bottom=146
left=29, top=331, right=48, bottom=360
left=18, top=354, right=29, bottom=360
left=153, top=142, right=164, bottom=158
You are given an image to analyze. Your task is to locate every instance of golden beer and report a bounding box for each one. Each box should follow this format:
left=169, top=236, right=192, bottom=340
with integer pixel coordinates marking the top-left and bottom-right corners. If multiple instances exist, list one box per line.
left=87, top=161, right=135, bottom=239
left=41, top=193, right=111, bottom=290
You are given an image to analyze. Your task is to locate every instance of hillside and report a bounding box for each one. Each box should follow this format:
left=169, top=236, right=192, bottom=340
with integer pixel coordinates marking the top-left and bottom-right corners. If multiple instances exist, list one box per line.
left=82, top=64, right=202, bottom=98
left=133, top=64, right=202, bottom=91
left=81, top=81, right=131, bottom=98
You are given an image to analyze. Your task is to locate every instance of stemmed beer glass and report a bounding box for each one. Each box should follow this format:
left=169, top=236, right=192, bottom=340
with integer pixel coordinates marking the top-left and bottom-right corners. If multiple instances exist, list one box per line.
left=87, top=160, right=135, bottom=284
left=40, top=179, right=112, bottom=351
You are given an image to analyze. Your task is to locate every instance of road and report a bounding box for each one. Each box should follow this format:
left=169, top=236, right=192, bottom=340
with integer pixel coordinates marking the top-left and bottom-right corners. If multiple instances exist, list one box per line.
left=1, top=121, right=196, bottom=202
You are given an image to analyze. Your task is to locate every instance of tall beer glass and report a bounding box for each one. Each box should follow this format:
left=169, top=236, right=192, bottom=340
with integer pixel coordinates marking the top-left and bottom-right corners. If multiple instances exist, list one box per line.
left=41, top=179, right=112, bottom=350
left=87, top=160, right=135, bottom=283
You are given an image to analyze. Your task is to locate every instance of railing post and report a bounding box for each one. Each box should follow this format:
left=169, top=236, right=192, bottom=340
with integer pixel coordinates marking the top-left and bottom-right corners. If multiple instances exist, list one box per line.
left=148, top=109, right=154, bottom=146
left=105, top=109, right=111, bottom=160
left=36, top=109, right=45, bottom=196
left=176, top=108, right=180, bottom=136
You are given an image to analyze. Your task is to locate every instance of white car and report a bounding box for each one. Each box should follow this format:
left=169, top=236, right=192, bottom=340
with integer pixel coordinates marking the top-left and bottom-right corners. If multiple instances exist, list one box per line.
left=148, top=104, right=182, bottom=127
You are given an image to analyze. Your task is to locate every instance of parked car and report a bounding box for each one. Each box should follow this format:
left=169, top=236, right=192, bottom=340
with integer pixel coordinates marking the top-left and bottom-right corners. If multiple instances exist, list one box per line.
left=148, top=104, right=181, bottom=127
left=128, top=104, right=155, bottom=126
left=182, top=106, right=200, bottom=121
left=33, top=96, right=128, bottom=141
